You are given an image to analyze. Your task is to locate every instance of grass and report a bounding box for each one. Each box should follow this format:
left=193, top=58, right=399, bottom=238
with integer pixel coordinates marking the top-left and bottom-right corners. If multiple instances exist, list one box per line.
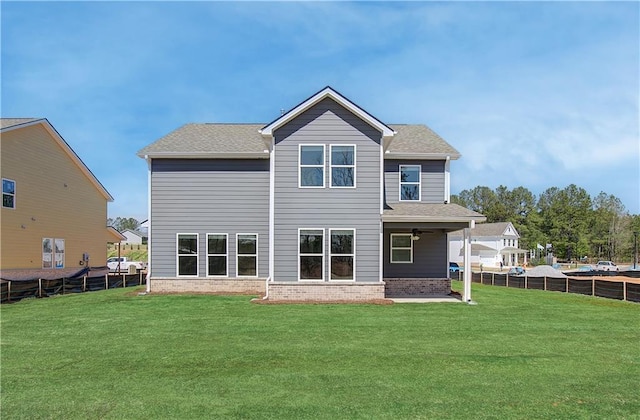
left=1, top=282, right=639, bottom=419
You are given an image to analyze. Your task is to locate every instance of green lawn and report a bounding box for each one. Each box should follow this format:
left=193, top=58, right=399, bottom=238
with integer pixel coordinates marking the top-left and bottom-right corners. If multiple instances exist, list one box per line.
left=1, top=283, right=639, bottom=419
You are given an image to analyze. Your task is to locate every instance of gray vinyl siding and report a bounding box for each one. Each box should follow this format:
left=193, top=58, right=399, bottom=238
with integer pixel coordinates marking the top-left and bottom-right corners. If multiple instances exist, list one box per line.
left=150, top=159, right=269, bottom=278
left=273, top=98, right=382, bottom=283
left=384, top=160, right=446, bottom=204
left=383, top=230, right=448, bottom=278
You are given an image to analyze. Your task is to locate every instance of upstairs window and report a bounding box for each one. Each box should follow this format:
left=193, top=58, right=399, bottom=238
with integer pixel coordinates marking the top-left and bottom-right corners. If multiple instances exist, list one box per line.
left=330, top=145, right=355, bottom=187
left=2, top=178, right=15, bottom=209
left=177, top=234, right=198, bottom=276
left=299, top=145, right=325, bottom=188
left=399, top=165, right=421, bottom=201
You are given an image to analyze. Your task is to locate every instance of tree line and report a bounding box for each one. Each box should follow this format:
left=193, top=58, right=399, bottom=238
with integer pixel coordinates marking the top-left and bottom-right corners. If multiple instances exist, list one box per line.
left=107, top=217, right=141, bottom=233
left=451, top=184, right=640, bottom=263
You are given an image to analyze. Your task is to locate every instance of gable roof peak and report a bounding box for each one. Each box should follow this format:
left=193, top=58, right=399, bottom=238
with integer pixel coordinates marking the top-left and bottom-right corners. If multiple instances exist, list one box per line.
left=260, top=86, right=395, bottom=139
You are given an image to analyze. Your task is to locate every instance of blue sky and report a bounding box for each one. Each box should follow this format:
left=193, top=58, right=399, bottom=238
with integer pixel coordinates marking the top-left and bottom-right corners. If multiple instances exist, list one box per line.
left=2, top=1, right=639, bottom=220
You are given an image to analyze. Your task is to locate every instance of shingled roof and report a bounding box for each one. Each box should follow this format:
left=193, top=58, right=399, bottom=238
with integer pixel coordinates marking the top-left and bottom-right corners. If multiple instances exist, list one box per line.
left=0, top=118, right=40, bottom=129
left=138, top=122, right=459, bottom=159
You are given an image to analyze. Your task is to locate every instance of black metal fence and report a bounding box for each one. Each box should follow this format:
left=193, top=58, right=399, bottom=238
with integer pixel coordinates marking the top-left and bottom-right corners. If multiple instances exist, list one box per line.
left=0, top=272, right=146, bottom=304
left=472, top=272, right=640, bottom=303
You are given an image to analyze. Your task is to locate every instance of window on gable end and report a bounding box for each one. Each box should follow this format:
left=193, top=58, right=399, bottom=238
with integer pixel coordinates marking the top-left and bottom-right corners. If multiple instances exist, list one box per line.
left=330, top=145, right=355, bottom=187
left=299, top=145, right=325, bottom=188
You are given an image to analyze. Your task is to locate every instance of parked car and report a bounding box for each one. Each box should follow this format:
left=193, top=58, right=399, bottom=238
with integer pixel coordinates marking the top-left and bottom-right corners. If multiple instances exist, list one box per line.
left=107, top=257, right=147, bottom=272
left=508, top=267, right=526, bottom=275
left=595, top=261, right=618, bottom=271
left=449, top=262, right=461, bottom=273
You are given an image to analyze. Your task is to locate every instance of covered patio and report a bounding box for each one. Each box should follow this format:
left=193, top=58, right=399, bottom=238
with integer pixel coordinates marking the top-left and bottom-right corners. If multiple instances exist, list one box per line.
left=382, top=203, right=486, bottom=302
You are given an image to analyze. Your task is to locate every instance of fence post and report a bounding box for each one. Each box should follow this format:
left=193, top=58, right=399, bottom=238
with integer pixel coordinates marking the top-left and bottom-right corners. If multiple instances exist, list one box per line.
left=62, top=277, right=65, bottom=295
left=624, top=281, right=627, bottom=302
left=592, top=278, right=595, bottom=296
left=105, top=274, right=108, bottom=290
left=83, top=275, right=87, bottom=292
left=39, top=278, right=42, bottom=298
left=524, top=275, right=527, bottom=290
left=506, top=274, right=509, bottom=288
left=566, top=277, right=569, bottom=293
left=492, top=273, right=495, bottom=286
left=122, top=274, right=126, bottom=288
left=7, top=281, right=10, bottom=302
left=544, top=276, right=547, bottom=291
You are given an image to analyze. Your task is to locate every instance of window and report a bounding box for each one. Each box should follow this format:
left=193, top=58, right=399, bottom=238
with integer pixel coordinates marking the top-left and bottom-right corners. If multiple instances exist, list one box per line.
left=299, top=229, right=324, bottom=280
left=330, top=229, right=355, bottom=280
left=177, top=234, right=198, bottom=276
left=55, top=239, right=65, bottom=268
left=207, top=234, right=227, bottom=276
left=42, top=238, right=53, bottom=268
left=237, top=234, right=257, bottom=277
left=330, top=145, right=355, bottom=187
left=399, top=165, right=421, bottom=201
left=391, top=234, right=413, bottom=263
left=2, top=178, right=15, bottom=209
left=299, top=145, right=325, bottom=187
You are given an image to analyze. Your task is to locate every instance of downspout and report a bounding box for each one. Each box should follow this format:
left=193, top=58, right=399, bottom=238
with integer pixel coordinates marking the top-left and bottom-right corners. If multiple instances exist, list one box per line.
left=267, top=138, right=275, bottom=297
left=145, top=156, right=152, bottom=294
left=379, top=141, right=384, bottom=283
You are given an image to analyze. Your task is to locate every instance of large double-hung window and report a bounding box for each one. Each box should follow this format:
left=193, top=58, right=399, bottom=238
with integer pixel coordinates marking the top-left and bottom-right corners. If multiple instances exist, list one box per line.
left=177, top=234, right=198, bottom=276
left=237, top=234, right=258, bottom=277
left=330, top=229, right=355, bottom=280
left=299, top=145, right=325, bottom=187
left=330, top=145, right=355, bottom=187
left=399, top=165, right=421, bottom=201
left=207, top=234, right=227, bottom=276
left=299, top=229, right=324, bottom=280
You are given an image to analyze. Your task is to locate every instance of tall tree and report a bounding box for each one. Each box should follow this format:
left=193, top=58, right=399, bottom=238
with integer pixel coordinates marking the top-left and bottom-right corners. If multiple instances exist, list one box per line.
left=537, top=185, right=592, bottom=260
left=107, top=217, right=140, bottom=232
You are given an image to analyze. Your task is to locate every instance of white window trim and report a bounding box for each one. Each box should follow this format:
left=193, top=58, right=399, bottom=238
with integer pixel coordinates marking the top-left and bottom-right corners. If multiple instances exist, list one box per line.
left=42, top=237, right=53, bottom=269
left=399, top=165, right=421, bottom=202
left=298, top=228, right=325, bottom=281
left=2, top=178, right=16, bottom=209
left=176, top=233, right=199, bottom=277
left=329, top=144, right=356, bottom=188
left=206, top=233, right=228, bottom=277
left=390, top=233, right=413, bottom=264
left=299, top=144, right=325, bottom=188
left=236, top=233, right=258, bottom=277
left=329, top=228, right=356, bottom=281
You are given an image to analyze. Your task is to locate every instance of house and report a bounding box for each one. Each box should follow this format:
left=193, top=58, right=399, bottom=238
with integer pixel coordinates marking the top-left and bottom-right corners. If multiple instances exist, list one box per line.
left=448, top=222, right=527, bottom=269
left=0, top=118, right=124, bottom=279
left=138, top=87, right=485, bottom=301
left=120, top=229, right=147, bottom=245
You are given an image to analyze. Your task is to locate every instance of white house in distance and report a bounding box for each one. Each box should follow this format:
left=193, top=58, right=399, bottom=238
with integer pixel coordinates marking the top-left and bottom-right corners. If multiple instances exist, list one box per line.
left=120, top=229, right=147, bottom=245
left=448, top=222, right=527, bottom=269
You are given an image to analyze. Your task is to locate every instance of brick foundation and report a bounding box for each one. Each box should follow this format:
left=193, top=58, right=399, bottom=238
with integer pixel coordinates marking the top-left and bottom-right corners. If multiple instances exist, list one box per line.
left=267, top=282, right=385, bottom=302
left=384, top=278, right=451, bottom=297
left=149, top=278, right=266, bottom=294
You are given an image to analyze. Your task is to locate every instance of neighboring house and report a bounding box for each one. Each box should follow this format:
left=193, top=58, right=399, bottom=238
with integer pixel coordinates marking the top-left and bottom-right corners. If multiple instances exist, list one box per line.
left=120, top=229, right=147, bottom=245
left=448, top=222, right=527, bottom=269
left=138, top=87, right=485, bottom=301
left=0, top=118, right=124, bottom=279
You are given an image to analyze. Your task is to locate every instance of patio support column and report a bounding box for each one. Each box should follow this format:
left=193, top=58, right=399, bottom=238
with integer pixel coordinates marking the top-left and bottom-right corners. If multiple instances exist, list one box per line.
left=463, top=220, right=474, bottom=303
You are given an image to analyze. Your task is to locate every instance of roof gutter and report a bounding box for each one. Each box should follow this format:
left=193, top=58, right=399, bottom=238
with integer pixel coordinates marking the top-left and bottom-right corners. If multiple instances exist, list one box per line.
left=382, top=215, right=487, bottom=223
left=137, top=152, right=270, bottom=159
left=384, top=152, right=460, bottom=160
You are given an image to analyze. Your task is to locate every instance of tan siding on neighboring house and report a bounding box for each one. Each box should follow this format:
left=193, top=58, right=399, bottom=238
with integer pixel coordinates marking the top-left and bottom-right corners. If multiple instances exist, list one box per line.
left=1, top=124, right=110, bottom=270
